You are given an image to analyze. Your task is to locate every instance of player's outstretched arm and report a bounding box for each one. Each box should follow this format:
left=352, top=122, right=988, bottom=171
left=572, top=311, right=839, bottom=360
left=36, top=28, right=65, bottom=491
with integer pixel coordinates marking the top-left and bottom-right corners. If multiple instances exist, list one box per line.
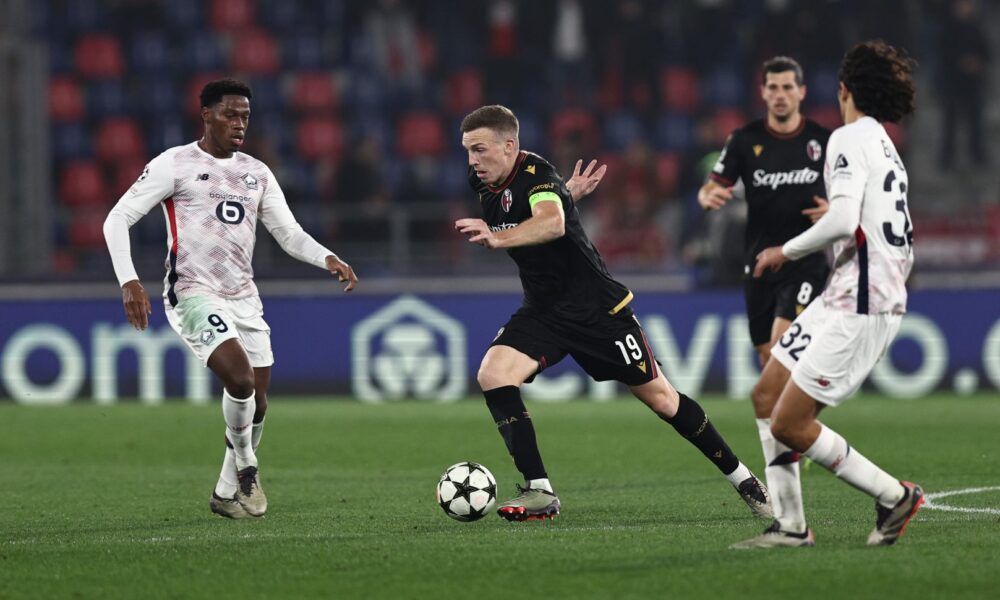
left=566, top=159, right=607, bottom=203
left=697, top=180, right=734, bottom=210
left=325, top=255, right=358, bottom=292
left=456, top=200, right=565, bottom=249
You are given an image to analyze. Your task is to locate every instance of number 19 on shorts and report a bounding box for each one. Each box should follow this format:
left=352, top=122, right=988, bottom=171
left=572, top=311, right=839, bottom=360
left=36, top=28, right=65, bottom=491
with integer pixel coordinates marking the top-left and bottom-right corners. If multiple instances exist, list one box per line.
left=615, top=334, right=643, bottom=365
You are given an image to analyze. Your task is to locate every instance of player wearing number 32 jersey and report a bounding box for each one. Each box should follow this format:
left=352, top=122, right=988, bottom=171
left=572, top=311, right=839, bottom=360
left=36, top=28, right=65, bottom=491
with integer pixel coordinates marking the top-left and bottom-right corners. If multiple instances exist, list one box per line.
left=103, top=79, right=358, bottom=521
left=732, top=41, right=923, bottom=550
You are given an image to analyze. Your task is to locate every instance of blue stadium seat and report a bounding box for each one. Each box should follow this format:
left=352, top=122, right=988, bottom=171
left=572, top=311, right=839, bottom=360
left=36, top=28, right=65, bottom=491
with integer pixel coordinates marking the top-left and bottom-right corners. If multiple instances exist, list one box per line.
left=280, top=158, right=320, bottom=199
left=282, top=34, right=326, bottom=70
left=146, top=115, right=189, bottom=153
left=165, top=0, right=204, bottom=30
left=514, top=111, right=543, bottom=154
left=344, top=69, right=386, bottom=111
left=351, top=113, right=393, bottom=155
left=52, top=123, right=93, bottom=161
left=603, top=111, right=646, bottom=152
left=135, top=77, right=181, bottom=115
left=87, top=80, right=129, bottom=116
left=130, top=34, right=172, bottom=72
left=60, top=0, right=106, bottom=34
left=654, top=113, right=695, bottom=152
left=252, top=112, right=295, bottom=156
left=183, top=35, right=226, bottom=72
left=247, top=78, right=283, bottom=113
left=806, top=65, right=839, bottom=101
left=258, top=1, right=306, bottom=32
left=703, top=65, right=746, bottom=108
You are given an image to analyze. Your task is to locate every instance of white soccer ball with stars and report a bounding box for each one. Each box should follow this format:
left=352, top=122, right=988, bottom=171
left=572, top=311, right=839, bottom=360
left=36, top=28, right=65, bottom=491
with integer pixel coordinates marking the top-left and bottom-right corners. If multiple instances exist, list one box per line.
left=436, top=461, right=497, bottom=521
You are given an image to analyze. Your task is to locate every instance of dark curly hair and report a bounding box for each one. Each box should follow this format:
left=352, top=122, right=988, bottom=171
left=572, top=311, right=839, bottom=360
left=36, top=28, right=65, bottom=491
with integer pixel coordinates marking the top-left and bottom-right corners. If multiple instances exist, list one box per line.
left=838, top=40, right=917, bottom=123
left=200, top=78, right=253, bottom=108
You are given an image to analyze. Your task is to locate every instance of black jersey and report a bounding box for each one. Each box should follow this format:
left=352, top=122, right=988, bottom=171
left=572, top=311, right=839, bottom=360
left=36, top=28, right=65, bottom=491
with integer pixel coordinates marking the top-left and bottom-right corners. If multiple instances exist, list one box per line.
left=710, top=118, right=831, bottom=281
left=468, top=151, right=632, bottom=324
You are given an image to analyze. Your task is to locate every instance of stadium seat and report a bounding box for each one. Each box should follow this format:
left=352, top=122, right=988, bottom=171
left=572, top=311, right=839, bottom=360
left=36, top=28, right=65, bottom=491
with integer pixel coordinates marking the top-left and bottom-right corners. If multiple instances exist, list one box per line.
left=95, top=118, right=145, bottom=163
left=289, top=73, right=339, bottom=113
left=515, top=111, right=543, bottom=154
left=712, top=109, right=747, bottom=146
left=603, top=112, right=646, bottom=152
left=396, top=112, right=446, bottom=158
left=59, top=161, right=107, bottom=207
left=183, top=36, right=226, bottom=72
left=655, top=152, right=682, bottom=196
left=135, top=77, right=182, bottom=115
left=147, top=116, right=189, bottom=153
left=258, top=1, right=305, bottom=32
left=231, top=30, right=280, bottom=75
left=185, top=73, right=225, bottom=115
left=49, top=77, right=85, bottom=122
left=60, top=0, right=106, bottom=34
left=806, top=65, right=840, bottom=100
left=112, top=159, right=149, bottom=197
left=282, top=34, right=326, bottom=70
left=87, top=80, right=129, bottom=117
left=883, top=122, right=907, bottom=152
left=446, top=69, right=483, bottom=115
left=246, top=77, right=283, bottom=113
left=69, top=209, right=110, bottom=249
left=210, top=0, right=255, bottom=31
left=129, top=34, right=171, bottom=72
left=660, top=66, right=700, bottom=113
left=53, top=123, right=93, bottom=161
left=165, top=0, right=203, bottom=29
left=703, top=65, right=745, bottom=107
left=344, top=69, right=386, bottom=111
left=550, top=108, right=599, bottom=152
left=296, top=116, right=345, bottom=162
left=654, top=113, right=695, bottom=152
left=74, top=34, right=125, bottom=79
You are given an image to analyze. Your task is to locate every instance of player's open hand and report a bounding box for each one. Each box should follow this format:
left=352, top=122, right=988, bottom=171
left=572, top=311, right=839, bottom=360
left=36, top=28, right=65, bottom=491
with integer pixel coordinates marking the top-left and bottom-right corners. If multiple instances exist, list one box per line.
left=567, top=159, right=608, bottom=203
left=326, top=255, right=358, bottom=292
left=121, top=280, right=152, bottom=331
left=698, top=185, right=733, bottom=210
left=753, top=246, right=788, bottom=278
left=802, top=195, right=829, bottom=223
left=455, top=218, right=498, bottom=249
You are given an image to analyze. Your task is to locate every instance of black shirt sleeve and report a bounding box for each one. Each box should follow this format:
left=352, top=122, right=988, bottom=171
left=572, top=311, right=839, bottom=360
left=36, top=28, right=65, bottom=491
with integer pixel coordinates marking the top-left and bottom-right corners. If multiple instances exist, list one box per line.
left=708, top=129, right=743, bottom=186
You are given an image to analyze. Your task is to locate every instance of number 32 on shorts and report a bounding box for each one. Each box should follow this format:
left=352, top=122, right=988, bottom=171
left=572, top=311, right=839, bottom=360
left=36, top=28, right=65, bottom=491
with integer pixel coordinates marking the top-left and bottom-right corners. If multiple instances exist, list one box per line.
left=778, top=323, right=811, bottom=361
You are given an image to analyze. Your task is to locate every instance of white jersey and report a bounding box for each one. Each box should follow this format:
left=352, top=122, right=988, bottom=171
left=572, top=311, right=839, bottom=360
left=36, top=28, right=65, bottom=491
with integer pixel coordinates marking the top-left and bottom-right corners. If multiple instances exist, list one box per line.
left=105, top=141, right=332, bottom=305
left=821, top=117, right=913, bottom=315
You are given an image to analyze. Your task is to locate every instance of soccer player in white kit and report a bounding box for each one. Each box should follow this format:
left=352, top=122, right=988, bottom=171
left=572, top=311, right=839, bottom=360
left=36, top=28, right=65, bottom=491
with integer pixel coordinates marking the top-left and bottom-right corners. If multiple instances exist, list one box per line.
left=103, top=79, right=358, bottom=519
left=731, top=41, right=923, bottom=548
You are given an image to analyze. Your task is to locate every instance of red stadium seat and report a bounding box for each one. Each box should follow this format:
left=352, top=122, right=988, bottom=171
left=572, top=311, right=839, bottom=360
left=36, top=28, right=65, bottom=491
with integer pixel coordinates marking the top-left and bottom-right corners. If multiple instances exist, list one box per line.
left=211, top=0, right=255, bottom=31
left=883, top=122, right=907, bottom=152
left=69, top=209, right=109, bottom=249
left=74, top=34, right=125, bottom=79
left=49, top=77, right=85, bottom=122
left=396, top=112, right=446, bottom=158
left=446, top=69, right=483, bottom=115
left=550, top=108, right=599, bottom=152
left=661, top=66, right=700, bottom=113
left=654, top=152, right=682, bottom=195
left=712, top=109, right=746, bottom=146
left=231, top=29, right=279, bottom=75
left=94, top=118, right=145, bottom=163
left=59, top=161, right=107, bottom=207
left=186, top=72, right=224, bottom=115
left=289, top=73, right=339, bottom=113
left=296, top=116, right=344, bottom=161
left=112, top=159, right=149, bottom=197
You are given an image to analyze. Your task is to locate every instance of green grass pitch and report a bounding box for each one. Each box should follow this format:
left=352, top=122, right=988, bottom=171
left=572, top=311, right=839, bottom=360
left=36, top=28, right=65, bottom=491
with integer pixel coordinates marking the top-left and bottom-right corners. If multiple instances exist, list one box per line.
left=1, top=394, right=997, bottom=599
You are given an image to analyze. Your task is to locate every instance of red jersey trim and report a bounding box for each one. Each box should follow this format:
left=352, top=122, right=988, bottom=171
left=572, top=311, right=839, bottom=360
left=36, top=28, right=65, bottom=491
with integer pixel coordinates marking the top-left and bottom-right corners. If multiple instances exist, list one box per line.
left=487, top=151, right=528, bottom=193
left=765, top=117, right=807, bottom=139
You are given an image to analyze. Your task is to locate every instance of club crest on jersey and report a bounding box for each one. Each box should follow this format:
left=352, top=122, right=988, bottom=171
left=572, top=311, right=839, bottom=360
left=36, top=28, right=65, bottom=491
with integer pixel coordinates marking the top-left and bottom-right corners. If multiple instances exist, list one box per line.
left=753, top=144, right=764, bottom=157
left=241, top=173, right=258, bottom=190
left=501, top=189, right=513, bottom=213
left=806, top=139, right=822, bottom=162
left=200, top=330, right=216, bottom=344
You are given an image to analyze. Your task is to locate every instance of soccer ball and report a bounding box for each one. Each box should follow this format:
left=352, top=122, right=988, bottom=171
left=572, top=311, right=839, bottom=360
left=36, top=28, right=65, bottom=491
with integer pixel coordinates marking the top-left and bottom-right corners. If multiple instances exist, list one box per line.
left=436, top=461, right=497, bottom=521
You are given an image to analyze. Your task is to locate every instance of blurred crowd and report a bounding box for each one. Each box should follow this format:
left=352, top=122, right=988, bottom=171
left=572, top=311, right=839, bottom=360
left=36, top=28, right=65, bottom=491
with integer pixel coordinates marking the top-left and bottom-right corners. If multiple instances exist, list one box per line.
left=34, top=0, right=998, bottom=282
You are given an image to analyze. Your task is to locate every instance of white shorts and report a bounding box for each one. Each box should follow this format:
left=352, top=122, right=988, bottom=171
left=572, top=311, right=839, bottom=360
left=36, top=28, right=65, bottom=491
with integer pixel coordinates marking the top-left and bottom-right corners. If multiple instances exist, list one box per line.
left=770, top=300, right=901, bottom=406
left=165, top=295, right=273, bottom=368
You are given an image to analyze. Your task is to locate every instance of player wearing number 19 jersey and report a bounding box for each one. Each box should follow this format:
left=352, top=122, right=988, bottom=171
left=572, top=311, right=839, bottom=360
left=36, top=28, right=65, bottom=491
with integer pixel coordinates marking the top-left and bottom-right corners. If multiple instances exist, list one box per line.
left=455, top=105, right=771, bottom=522
left=103, top=79, right=358, bottom=519
left=731, top=41, right=923, bottom=550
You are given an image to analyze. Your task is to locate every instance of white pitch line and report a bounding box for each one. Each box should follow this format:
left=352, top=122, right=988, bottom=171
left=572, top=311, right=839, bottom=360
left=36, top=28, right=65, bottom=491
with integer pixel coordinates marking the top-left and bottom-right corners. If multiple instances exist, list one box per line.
left=923, top=485, right=1000, bottom=515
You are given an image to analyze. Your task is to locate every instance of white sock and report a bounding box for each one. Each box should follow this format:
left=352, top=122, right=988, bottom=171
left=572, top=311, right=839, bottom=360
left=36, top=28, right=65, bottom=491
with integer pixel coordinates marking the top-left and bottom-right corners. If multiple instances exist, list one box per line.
left=214, top=447, right=239, bottom=497
left=804, top=424, right=905, bottom=508
left=528, top=478, right=553, bottom=493
left=758, top=418, right=806, bottom=533
left=724, top=462, right=752, bottom=487
left=252, top=418, right=265, bottom=451
left=223, top=388, right=257, bottom=470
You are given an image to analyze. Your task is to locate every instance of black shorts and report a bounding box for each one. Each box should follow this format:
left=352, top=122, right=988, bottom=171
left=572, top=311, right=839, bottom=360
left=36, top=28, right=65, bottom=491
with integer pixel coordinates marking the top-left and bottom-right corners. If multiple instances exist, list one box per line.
left=490, top=305, right=659, bottom=387
left=744, top=269, right=827, bottom=347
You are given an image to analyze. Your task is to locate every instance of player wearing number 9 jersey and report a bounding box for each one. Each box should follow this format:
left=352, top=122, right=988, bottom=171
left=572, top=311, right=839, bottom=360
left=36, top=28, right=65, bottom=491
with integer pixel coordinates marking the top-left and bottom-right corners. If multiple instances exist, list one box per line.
left=732, top=41, right=923, bottom=550
left=456, top=105, right=771, bottom=522
left=102, top=79, right=358, bottom=520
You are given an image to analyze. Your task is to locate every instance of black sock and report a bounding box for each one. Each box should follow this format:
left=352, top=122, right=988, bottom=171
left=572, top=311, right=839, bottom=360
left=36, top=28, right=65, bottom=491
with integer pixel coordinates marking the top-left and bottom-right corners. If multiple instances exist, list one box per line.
left=483, top=385, right=547, bottom=480
left=661, top=393, right=739, bottom=476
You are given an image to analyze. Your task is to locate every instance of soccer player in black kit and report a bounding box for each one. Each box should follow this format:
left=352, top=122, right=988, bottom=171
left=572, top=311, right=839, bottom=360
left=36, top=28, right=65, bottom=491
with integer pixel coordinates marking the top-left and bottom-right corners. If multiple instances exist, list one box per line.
left=455, top=105, right=771, bottom=521
left=698, top=56, right=830, bottom=536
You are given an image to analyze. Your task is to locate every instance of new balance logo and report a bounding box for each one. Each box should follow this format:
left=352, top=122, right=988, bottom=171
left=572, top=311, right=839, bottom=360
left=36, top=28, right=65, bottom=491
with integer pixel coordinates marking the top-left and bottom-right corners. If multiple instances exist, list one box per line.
left=195, top=173, right=209, bottom=181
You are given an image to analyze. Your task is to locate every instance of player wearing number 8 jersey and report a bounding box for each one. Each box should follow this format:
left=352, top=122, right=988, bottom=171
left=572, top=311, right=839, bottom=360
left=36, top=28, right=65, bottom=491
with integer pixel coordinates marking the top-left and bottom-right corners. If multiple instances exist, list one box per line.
left=732, top=41, right=923, bottom=549
left=455, top=105, right=770, bottom=522
left=103, top=79, right=358, bottom=519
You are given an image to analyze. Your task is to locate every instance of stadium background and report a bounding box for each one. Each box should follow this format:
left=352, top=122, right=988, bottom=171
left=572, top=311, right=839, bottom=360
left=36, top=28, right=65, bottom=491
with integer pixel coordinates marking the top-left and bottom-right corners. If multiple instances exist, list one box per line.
left=1, top=0, right=998, bottom=402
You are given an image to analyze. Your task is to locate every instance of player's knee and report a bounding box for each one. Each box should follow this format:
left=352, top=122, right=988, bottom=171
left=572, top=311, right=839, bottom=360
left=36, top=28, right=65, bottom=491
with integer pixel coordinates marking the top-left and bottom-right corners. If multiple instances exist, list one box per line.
left=770, top=418, right=799, bottom=447
left=226, top=371, right=256, bottom=400
left=751, top=379, right=778, bottom=413
left=476, top=364, right=506, bottom=391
